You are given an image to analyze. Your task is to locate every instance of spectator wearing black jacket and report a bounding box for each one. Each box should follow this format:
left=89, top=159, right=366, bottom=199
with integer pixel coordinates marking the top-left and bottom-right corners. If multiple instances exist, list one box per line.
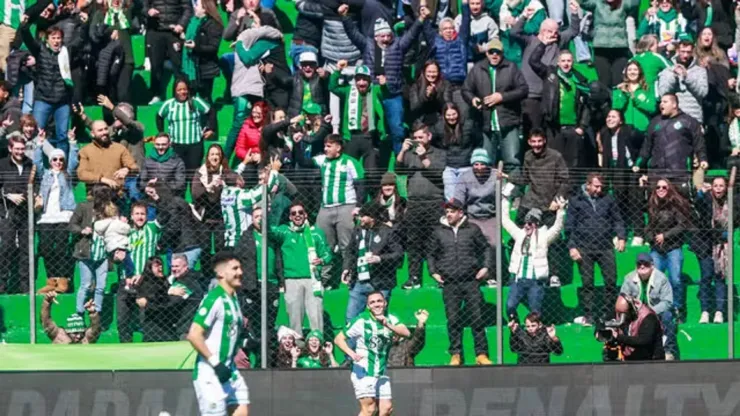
left=0, top=135, right=35, bottom=293
left=147, top=181, right=203, bottom=269
left=89, top=0, right=134, bottom=105
left=463, top=38, right=528, bottom=173
left=529, top=44, right=590, bottom=171
left=143, top=0, right=192, bottom=103
left=508, top=312, right=563, bottom=364
left=135, top=257, right=174, bottom=342
left=680, top=0, right=734, bottom=50
left=341, top=201, right=404, bottom=322
left=634, top=93, right=708, bottom=192
left=431, top=102, right=479, bottom=200
left=566, top=173, right=626, bottom=325
left=287, top=51, right=328, bottom=117
left=0, top=82, right=22, bottom=134
left=408, top=60, right=452, bottom=127
left=138, top=133, right=186, bottom=195
left=395, top=122, right=446, bottom=290
left=428, top=198, right=493, bottom=366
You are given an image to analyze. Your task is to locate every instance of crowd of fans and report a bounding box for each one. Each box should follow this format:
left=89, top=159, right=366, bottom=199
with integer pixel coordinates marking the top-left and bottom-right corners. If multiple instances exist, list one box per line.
left=0, top=0, right=737, bottom=365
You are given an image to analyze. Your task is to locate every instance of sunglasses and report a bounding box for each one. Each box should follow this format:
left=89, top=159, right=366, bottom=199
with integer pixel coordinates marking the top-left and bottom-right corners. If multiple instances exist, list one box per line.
left=51, top=157, right=64, bottom=162
left=290, top=210, right=306, bottom=216
left=656, top=185, right=668, bottom=190
left=637, top=261, right=652, bottom=267
left=486, top=49, right=502, bottom=55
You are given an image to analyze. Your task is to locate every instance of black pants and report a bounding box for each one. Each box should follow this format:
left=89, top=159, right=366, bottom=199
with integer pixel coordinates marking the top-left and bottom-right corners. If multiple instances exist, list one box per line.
left=197, top=77, right=216, bottom=133
left=405, top=200, right=442, bottom=281
left=37, top=222, right=72, bottom=278
left=143, top=304, right=178, bottom=342
left=241, top=284, right=280, bottom=366
left=146, top=29, right=182, bottom=97
left=549, top=126, right=583, bottom=169
left=611, top=174, right=645, bottom=236
left=443, top=281, right=489, bottom=355
left=174, top=142, right=204, bottom=171
left=0, top=211, right=29, bottom=293
left=522, top=97, right=543, bottom=140
left=113, top=63, right=135, bottom=105
left=593, top=48, right=631, bottom=88
left=577, top=249, right=618, bottom=319
left=346, top=134, right=379, bottom=185
left=117, top=284, right=144, bottom=343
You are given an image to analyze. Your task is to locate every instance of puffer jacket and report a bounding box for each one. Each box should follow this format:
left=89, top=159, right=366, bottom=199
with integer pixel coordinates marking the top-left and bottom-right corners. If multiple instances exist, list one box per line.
left=5, top=49, right=32, bottom=90
left=191, top=17, right=224, bottom=81
left=321, top=17, right=361, bottom=64
left=502, top=198, right=565, bottom=279
left=287, top=74, right=328, bottom=117
left=94, top=217, right=131, bottom=253
left=462, top=58, right=529, bottom=132
left=143, top=0, right=192, bottom=30
left=20, top=26, right=70, bottom=104
left=137, top=153, right=187, bottom=194
left=656, top=57, right=708, bottom=123
left=34, top=142, right=79, bottom=213
left=343, top=15, right=424, bottom=95
left=580, top=0, right=640, bottom=48
left=427, top=215, right=493, bottom=283
left=294, top=0, right=324, bottom=47
left=425, top=4, right=470, bottom=84
left=96, top=40, right=123, bottom=87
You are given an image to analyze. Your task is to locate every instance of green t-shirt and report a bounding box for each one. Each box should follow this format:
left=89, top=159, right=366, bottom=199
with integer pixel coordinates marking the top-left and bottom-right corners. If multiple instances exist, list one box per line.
left=297, top=355, right=324, bottom=368
left=640, top=280, right=649, bottom=305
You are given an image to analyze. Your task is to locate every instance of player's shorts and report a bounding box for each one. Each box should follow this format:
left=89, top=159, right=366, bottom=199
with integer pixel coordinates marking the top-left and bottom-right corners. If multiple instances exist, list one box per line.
left=193, top=370, right=250, bottom=416
left=351, top=367, right=392, bottom=400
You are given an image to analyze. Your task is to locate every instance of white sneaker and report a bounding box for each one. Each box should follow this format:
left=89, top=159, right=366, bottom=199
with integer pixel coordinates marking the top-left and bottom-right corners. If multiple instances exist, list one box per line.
left=144, top=56, right=151, bottom=71
left=148, top=96, right=162, bottom=105
left=665, top=353, right=675, bottom=361
left=714, top=311, right=724, bottom=323
left=573, top=316, right=593, bottom=326
left=699, top=311, right=710, bottom=324
left=486, top=279, right=497, bottom=288
left=549, top=276, right=561, bottom=288
left=631, top=237, right=644, bottom=247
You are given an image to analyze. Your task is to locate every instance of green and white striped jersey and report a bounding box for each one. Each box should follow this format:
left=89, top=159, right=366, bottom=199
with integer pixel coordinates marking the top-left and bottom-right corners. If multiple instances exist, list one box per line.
left=192, top=284, right=244, bottom=380
left=0, top=0, right=24, bottom=29
left=343, top=311, right=400, bottom=377
left=313, top=153, right=362, bottom=208
left=220, top=171, right=278, bottom=247
left=90, top=231, right=107, bottom=262
left=129, top=221, right=161, bottom=275
left=157, top=97, right=210, bottom=145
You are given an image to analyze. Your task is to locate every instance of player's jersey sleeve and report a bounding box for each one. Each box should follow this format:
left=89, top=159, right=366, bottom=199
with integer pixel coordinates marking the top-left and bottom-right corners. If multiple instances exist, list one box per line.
left=388, top=314, right=400, bottom=326
left=193, top=295, right=222, bottom=330
left=343, top=315, right=365, bottom=339
left=312, top=154, right=326, bottom=168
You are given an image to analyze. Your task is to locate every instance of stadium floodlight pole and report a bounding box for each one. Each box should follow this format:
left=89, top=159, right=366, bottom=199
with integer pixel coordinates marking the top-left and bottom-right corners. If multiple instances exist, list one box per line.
left=495, top=161, right=503, bottom=365
left=28, top=183, right=36, bottom=344
left=260, top=183, right=269, bottom=369
left=729, top=167, right=736, bottom=359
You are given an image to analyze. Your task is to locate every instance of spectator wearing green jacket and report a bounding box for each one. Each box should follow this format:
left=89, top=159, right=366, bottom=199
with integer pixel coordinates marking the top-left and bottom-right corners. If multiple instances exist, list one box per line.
left=630, top=35, right=673, bottom=89
left=328, top=60, right=384, bottom=176
left=271, top=201, right=332, bottom=335
left=612, top=60, right=657, bottom=132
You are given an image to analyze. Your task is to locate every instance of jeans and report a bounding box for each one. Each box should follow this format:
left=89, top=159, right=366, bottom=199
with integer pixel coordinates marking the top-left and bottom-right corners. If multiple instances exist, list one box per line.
left=545, top=0, right=564, bottom=24
left=660, top=309, right=679, bottom=358
left=698, top=256, right=727, bottom=314
left=650, top=249, right=684, bottom=312
left=382, top=94, right=405, bottom=154
left=487, top=127, right=521, bottom=173
left=507, top=278, right=545, bottom=318
left=76, top=259, right=108, bottom=313
left=22, top=81, right=34, bottom=114
left=345, top=281, right=391, bottom=323
left=32, top=100, right=70, bottom=156
left=442, top=166, right=472, bottom=201
left=124, top=176, right=142, bottom=202
left=176, top=247, right=203, bottom=270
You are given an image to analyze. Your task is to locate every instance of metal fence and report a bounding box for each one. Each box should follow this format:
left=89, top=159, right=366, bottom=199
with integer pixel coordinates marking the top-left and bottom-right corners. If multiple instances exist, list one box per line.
left=3, top=163, right=739, bottom=366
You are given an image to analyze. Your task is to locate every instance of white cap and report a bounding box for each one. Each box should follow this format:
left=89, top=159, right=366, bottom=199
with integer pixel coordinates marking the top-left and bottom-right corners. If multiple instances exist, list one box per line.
left=299, top=51, right=318, bottom=64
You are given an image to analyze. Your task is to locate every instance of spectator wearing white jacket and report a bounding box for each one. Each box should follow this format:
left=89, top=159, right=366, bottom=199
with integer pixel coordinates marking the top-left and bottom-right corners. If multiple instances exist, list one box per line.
left=454, top=0, right=499, bottom=64
left=93, top=205, right=136, bottom=279
left=502, top=197, right=565, bottom=319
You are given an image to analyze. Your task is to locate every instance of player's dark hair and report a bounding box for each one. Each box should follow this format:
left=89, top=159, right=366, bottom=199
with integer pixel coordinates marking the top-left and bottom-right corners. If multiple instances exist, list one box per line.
left=366, top=290, right=386, bottom=303
left=212, top=251, right=241, bottom=272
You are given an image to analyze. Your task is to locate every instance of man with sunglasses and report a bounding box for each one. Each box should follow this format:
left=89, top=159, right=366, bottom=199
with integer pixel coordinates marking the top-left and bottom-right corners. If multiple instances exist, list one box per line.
left=287, top=51, right=328, bottom=118
left=270, top=201, right=332, bottom=335
left=620, top=253, right=676, bottom=360
left=462, top=38, right=528, bottom=172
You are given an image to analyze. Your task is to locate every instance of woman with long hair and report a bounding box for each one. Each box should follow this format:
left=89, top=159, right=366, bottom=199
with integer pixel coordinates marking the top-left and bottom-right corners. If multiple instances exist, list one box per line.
left=681, top=0, right=734, bottom=50
left=35, top=131, right=79, bottom=294
left=235, top=100, right=270, bottom=165
left=432, top=102, right=478, bottom=200
left=696, top=27, right=732, bottom=167
left=612, top=60, right=657, bottom=133
left=372, top=172, right=408, bottom=226
left=156, top=78, right=211, bottom=170
left=646, top=178, right=690, bottom=318
left=596, top=110, right=645, bottom=245
left=296, top=330, right=338, bottom=368
left=182, top=0, right=224, bottom=135
left=191, top=143, right=242, bottom=271
left=408, top=61, right=452, bottom=127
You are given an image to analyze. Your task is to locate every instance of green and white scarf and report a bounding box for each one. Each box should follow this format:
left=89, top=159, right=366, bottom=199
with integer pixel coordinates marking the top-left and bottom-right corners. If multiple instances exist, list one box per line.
left=347, top=86, right=375, bottom=132
left=295, top=222, right=323, bottom=297
left=356, top=229, right=371, bottom=281
left=488, top=65, right=500, bottom=132
left=182, top=17, right=203, bottom=82
left=729, top=118, right=740, bottom=151
left=301, top=80, right=315, bottom=114
left=58, top=46, right=72, bottom=88
left=104, top=0, right=130, bottom=29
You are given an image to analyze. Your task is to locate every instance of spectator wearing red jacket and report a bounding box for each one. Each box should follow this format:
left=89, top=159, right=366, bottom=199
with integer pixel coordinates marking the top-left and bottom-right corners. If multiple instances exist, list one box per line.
left=235, top=101, right=270, bottom=164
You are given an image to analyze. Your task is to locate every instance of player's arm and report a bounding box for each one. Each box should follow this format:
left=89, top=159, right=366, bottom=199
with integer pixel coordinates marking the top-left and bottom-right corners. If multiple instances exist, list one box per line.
left=380, top=319, right=411, bottom=338
left=334, top=331, right=362, bottom=362
left=187, top=322, right=232, bottom=383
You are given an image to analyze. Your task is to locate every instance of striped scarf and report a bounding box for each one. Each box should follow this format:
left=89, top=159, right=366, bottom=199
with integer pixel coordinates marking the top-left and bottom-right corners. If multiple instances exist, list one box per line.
left=104, top=0, right=130, bottom=29
left=488, top=65, right=499, bottom=132
left=296, top=222, right=323, bottom=297
left=356, top=229, right=371, bottom=281
left=182, top=17, right=203, bottom=82
left=347, top=86, right=374, bottom=132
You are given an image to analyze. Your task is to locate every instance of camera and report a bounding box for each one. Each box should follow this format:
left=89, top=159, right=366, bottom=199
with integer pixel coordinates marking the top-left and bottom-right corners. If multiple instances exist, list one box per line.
left=594, top=315, right=625, bottom=343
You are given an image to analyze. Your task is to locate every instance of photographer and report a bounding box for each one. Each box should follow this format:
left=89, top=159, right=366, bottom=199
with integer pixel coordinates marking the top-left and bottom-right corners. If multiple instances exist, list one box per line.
left=599, top=293, right=666, bottom=361
left=508, top=312, right=563, bottom=364
left=619, top=253, right=678, bottom=360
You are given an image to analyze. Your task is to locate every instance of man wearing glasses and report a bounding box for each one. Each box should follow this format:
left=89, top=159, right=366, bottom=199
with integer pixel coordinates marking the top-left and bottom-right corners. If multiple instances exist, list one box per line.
left=620, top=253, right=678, bottom=360
left=462, top=38, right=528, bottom=172
left=270, top=201, right=332, bottom=335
